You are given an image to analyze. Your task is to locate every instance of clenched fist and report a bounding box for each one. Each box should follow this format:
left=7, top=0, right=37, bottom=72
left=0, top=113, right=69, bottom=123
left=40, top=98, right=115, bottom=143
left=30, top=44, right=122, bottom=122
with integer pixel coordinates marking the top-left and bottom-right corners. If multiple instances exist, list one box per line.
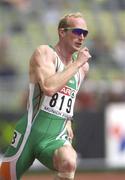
left=76, top=47, right=91, bottom=68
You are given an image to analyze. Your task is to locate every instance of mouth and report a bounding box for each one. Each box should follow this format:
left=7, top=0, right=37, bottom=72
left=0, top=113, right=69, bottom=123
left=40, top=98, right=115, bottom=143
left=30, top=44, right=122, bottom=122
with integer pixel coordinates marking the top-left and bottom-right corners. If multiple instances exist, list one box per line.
left=75, top=42, right=82, bottom=47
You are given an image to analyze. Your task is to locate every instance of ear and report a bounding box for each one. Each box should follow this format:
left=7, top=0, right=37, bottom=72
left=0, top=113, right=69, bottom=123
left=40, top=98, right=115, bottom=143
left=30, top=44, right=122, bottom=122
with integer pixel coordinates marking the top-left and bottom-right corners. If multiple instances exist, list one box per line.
left=58, top=28, right=65, bottom=38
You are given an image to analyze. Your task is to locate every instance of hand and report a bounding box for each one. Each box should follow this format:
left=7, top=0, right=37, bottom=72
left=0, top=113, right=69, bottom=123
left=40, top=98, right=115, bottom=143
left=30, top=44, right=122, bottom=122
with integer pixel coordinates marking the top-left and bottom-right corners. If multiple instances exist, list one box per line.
left=76, top=47, right=91, bottom=68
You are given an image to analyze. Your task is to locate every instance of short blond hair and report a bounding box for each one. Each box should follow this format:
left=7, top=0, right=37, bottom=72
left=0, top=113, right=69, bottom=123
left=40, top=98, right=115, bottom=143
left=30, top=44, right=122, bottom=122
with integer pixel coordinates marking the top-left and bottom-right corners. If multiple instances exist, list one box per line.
left=58, top=12, right=84, bottom=29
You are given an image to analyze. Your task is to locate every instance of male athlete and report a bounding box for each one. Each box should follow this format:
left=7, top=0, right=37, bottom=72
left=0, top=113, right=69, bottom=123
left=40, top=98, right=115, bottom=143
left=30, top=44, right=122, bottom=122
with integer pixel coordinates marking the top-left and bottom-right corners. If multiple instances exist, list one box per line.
left=0, top=12, right=91, bottom=180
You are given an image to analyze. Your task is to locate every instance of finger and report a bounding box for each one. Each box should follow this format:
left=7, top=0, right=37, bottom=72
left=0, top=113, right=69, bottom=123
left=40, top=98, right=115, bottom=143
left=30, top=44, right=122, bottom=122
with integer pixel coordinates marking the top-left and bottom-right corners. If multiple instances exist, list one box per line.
left=84, top=46, right=89, bottom=51
left=83, top=49, right=91, bottom=57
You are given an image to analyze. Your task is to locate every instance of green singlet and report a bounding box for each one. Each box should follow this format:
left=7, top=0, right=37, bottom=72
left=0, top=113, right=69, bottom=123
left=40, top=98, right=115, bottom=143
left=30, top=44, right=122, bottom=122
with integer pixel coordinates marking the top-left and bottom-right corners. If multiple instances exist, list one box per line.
left=0, top=46, right=82, bottom=180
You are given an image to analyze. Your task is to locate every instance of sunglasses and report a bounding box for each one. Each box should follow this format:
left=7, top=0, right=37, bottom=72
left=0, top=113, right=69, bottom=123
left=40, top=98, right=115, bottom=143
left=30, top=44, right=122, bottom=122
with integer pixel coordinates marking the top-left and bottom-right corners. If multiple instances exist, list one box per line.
left=64, top=27, right=88, bottom=37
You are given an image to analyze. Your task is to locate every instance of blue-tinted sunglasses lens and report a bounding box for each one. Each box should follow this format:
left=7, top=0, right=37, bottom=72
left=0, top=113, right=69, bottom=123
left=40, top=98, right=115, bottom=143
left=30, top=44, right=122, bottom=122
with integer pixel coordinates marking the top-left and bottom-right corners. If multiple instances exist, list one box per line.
left=72, top=29, right=88, bottom=37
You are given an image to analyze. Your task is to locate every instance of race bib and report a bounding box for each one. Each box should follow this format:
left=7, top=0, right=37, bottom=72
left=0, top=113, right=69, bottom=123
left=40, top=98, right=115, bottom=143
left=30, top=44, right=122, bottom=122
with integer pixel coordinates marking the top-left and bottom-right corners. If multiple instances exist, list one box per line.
left=41, top=86, right=76, bottom=118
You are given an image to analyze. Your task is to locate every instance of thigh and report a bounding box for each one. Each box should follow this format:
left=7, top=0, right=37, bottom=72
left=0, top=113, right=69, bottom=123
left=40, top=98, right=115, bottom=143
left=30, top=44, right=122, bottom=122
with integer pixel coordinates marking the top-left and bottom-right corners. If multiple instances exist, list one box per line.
left=0, top=116, right=35, bottom=180
left=36, top=123, right=71, bottom=170
left=36, top=138, right=65, bottom=170
left=0, top=142, right=35, bottom=180
left=37, top=141, right=76, bottom=171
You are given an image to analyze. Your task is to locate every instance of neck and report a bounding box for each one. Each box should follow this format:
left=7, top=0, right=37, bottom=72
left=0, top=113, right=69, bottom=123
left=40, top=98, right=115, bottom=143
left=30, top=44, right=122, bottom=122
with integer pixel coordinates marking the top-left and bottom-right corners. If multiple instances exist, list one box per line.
left=55, top=44, right=73, bottom=65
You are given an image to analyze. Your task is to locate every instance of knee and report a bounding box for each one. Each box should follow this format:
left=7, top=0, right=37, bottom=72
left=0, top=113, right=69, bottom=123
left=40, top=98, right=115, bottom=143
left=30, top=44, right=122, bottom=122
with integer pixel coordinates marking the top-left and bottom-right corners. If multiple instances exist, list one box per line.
left=57, top=159, right=77, bottom=179
left=54, top=147, right=77, bottom=179
left=57, top=152, right=77, bottom=172
left=61, top=158, right=77, bottom=172
left=54, top=146, right=77, bottom=173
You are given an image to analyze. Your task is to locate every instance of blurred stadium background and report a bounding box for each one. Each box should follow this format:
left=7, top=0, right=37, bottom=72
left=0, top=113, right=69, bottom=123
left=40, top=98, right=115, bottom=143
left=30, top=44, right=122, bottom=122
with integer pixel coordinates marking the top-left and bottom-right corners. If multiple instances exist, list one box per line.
left=0, top=0, right=125, bottom=179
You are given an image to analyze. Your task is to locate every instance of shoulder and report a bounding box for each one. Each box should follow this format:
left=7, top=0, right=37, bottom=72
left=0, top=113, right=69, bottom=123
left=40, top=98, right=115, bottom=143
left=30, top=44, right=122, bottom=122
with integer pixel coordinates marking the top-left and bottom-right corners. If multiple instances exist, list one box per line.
left=30, top=45, right=56, bottom=65
left=34, top=45, right=54, bottom=56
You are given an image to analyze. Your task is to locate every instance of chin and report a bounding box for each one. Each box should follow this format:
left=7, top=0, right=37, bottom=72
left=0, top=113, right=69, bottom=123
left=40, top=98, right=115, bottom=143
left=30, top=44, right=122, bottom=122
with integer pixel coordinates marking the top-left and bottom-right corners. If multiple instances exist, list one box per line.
left=74, top=46, right=80, bottom=51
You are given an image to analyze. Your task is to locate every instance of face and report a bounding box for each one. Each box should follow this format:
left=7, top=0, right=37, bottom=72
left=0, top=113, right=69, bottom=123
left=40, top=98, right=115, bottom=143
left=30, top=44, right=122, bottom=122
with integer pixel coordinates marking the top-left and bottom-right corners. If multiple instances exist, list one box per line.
left=60, top=17, right=88, bottom=52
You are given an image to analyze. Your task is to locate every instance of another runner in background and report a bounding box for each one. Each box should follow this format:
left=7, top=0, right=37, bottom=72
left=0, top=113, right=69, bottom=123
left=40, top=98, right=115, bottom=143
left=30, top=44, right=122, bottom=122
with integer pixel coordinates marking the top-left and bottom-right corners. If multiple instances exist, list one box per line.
left=0, top=12, right=91, bottom=180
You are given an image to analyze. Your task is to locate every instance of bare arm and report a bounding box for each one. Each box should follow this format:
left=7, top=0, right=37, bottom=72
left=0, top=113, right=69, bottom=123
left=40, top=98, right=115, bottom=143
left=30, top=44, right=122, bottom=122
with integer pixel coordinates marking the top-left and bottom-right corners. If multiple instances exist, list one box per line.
left=66, top=120, right=74, bottom=141
left=30, top=45, right=90, bottom=96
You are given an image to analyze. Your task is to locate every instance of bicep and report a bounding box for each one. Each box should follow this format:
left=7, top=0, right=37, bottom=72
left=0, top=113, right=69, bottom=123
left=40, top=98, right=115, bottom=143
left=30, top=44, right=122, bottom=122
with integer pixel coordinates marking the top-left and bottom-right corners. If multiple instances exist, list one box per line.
left=33, top=46, right=56, bottom=86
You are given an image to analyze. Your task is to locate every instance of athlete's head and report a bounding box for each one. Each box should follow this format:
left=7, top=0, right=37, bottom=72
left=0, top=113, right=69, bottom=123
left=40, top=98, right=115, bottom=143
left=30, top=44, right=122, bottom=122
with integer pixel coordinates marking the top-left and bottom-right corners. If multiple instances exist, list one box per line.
left=57, top=12, right=88, bottom=52
left=58, top=12, right=85, bottom=28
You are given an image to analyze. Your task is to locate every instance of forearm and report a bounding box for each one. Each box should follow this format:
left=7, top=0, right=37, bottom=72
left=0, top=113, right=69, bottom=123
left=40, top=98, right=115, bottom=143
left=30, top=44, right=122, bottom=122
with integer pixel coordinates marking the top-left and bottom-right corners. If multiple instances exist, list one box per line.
left=66, top=120, right=74, bottom=140
left=40, top=61, right=79, bottom=96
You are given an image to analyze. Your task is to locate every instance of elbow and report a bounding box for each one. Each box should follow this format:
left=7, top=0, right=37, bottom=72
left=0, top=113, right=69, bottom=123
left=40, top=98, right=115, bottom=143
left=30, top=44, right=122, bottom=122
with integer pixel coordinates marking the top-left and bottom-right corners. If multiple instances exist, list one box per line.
left=44, top=90, right=56, bottom=97
left=38, top=79, right=58, bottom=96
left=42, top=86, right=57, bottom=97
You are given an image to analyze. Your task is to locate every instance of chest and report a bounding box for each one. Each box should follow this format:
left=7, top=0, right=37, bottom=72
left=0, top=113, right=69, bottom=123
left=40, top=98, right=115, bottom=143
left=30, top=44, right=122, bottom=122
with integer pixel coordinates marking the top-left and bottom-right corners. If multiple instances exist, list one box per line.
left=56, top=57, right=81, bottom=91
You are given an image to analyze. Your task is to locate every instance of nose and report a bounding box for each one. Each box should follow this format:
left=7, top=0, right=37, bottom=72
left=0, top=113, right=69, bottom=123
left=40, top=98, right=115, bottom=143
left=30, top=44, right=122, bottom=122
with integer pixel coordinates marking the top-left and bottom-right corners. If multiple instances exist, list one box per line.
left=79, top=33, right=84, bottom=40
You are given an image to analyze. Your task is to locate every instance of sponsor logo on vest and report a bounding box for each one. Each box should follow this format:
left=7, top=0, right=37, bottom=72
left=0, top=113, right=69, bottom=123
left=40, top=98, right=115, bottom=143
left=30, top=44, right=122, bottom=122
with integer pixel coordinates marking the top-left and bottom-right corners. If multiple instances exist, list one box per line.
left=59, top=86, right=75, bottom=98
